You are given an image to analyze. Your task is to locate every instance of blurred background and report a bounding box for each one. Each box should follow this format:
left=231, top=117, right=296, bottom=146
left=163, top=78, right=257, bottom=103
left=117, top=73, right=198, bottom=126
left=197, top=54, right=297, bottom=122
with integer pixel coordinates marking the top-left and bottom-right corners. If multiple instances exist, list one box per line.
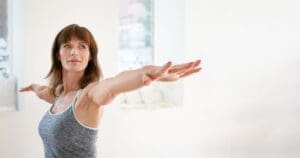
left=0, top=0, right=300, bottom=158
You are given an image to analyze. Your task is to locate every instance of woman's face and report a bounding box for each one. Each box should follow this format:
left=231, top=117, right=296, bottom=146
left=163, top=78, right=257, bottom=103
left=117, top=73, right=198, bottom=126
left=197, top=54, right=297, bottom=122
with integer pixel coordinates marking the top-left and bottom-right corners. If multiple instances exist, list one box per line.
left=59, top=38, right=90, bottom=73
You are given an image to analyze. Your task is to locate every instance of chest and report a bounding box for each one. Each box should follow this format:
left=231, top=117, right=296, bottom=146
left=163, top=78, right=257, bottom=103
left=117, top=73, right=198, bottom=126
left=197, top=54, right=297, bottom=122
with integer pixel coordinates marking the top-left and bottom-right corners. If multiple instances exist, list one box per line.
left=53, top=91, right=104, bottom=128
left=51, top=95, right=75, bottom=114
left=38, top=111, right=98, bottom=149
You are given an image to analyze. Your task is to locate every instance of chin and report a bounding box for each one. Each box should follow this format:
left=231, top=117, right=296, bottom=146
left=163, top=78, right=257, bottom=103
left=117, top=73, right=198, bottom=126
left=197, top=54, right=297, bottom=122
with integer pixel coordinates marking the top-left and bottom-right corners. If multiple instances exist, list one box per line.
left=63, top=63, right=88, bottom=72
left=65, top=66, right=86, bottom=72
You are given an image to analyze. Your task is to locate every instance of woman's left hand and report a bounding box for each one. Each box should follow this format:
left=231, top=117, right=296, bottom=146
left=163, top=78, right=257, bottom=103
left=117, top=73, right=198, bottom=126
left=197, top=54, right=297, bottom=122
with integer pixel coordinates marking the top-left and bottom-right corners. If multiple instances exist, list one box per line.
left=143, top=59, right=202, bottom=83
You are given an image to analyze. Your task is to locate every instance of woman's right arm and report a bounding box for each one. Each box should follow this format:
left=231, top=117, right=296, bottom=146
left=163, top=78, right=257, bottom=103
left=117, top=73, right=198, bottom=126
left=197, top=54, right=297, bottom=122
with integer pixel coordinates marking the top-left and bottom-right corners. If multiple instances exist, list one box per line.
left=19, top=84, right=55, bottom=104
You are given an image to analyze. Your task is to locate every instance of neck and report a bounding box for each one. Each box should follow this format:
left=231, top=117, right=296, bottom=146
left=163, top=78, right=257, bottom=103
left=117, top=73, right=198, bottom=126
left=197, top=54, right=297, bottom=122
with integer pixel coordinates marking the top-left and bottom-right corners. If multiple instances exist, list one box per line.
left=62, top=70, right=84, bottom=94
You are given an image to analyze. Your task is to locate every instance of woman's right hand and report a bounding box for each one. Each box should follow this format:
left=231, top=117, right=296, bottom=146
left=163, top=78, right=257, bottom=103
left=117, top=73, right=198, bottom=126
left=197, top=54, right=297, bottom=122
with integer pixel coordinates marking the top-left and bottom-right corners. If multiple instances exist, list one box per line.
left=19, top=84, right=36, bottom=92
left=19, top=84, right=55, bottom=104
left=20, top=84, right=46, bottom=93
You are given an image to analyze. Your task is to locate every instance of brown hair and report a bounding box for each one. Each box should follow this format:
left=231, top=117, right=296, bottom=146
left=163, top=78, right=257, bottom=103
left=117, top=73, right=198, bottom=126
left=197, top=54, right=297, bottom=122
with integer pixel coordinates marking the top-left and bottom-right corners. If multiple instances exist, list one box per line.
left=46, top=24, right=103, bottom=96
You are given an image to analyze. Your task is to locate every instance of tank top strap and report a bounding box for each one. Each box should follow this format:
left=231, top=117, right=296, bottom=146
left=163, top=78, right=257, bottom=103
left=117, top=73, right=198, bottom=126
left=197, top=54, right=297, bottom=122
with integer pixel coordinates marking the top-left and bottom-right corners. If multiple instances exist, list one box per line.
left=71, top=89, right=82, bottom=106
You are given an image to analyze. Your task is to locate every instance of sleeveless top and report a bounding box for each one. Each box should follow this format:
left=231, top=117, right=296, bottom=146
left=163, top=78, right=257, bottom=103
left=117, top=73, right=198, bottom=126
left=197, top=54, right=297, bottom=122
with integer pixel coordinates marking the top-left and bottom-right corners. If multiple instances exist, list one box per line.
left=38, top=90, right=99, bottom=158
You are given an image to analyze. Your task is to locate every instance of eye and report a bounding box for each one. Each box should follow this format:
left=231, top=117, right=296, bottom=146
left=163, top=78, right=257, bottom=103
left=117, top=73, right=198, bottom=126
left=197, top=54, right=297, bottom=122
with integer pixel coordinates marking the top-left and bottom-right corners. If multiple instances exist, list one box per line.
left=79, top=43, right=87, bottom=49
left=63, top=44, right=71, bottom=49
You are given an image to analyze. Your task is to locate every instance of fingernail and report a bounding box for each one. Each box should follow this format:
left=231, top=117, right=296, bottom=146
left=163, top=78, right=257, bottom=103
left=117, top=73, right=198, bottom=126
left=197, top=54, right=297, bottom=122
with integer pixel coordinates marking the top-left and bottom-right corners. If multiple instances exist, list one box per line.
left=165, top=61, right=171, bottom=66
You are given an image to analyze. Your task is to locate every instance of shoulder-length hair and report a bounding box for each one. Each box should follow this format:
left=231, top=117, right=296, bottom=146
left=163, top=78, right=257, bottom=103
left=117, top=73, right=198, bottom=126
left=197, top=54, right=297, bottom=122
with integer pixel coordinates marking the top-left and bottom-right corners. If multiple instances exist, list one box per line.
left=46, top=24, right=103, bottom=97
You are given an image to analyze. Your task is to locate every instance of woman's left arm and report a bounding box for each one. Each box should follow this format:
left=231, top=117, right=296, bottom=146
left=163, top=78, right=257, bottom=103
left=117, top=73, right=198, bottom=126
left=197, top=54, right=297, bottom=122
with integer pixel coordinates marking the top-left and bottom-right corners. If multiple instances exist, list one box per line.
left=87, top=60, right=201, bottom=106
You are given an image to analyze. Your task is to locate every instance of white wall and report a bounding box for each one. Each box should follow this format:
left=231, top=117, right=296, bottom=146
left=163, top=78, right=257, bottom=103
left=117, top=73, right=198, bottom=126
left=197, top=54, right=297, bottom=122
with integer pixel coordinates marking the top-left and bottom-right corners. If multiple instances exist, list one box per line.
left=1, top=0, right=300, bottom=158
left=184, top=0, right=300, bottom=158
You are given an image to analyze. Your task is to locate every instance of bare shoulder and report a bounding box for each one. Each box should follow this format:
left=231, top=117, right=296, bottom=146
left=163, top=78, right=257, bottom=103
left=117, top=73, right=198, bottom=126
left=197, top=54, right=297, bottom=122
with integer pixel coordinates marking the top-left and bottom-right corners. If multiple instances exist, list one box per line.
left=76, top=81, right=100, bottom=107
left=73, top=81, right=105, bottom=128
left=77, top=80, right=115, bottom=107
left=78, top=81, right=99, bottom=99
left=82, top=81, right=99, bottom=95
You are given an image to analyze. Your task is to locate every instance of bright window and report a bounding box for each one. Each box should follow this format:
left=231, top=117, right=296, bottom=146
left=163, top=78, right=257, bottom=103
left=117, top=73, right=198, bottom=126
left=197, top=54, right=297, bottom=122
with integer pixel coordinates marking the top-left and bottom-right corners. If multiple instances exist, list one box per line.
left=118, top=0, right=184, bottom=110
left=118, top=0, right=154, bottom=71
left=0, top=0, right=10, bottom=78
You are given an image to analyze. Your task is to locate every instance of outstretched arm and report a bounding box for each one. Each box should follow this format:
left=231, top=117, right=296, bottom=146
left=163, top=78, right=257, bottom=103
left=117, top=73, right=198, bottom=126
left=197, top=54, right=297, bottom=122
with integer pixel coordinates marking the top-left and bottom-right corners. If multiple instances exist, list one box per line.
left=19, top=84, right=55, bottom=104
left=87, top=60, right=201, bottom=106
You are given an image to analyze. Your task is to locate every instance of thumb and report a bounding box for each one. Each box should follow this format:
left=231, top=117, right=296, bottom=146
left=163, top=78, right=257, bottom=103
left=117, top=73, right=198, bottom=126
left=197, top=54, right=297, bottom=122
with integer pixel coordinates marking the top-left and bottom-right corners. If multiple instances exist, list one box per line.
left=157, top=61, right=172, bottom=76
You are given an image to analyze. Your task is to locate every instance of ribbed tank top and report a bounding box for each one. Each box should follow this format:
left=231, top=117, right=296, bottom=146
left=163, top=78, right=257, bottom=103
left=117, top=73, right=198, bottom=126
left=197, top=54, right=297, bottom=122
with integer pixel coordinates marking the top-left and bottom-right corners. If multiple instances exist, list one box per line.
left=38, top=90, right=99, bottom=158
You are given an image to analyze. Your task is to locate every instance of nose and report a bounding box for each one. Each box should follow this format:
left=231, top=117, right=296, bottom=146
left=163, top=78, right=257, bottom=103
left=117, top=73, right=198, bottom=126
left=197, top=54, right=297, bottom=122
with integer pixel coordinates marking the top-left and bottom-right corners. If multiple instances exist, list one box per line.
left=70, top=48, right=79, bottom=56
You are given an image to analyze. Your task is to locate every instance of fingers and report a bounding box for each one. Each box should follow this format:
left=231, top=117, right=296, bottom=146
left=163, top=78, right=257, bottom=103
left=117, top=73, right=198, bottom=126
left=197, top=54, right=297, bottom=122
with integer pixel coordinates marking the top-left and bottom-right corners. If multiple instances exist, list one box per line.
left=146, top=59, right=202, bottom=82
left=193, top=59, right=201, bottom=67
left=153, top=61, right=173, bottom=78
left=179, top=67, right=202, bottom=78
left=157, top=73, right=180, bottom=82
left=168, top=59, right=201, bottom=74
left=168, top=62, right=193, bottom=73
left=19, top=85, right=33, bottom=92
left=160, top=61, right=173, bottom=74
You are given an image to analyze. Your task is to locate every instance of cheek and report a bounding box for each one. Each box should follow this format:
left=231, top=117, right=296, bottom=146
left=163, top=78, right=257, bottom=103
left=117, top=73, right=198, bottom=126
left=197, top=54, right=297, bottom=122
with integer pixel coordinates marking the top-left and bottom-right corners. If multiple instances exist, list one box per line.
left=58, top=51, right=69, bottom=65
left=86, top=52, right=91, bottom=61
left=82, top=52, right=91, bottom=65
left=58, top=50, right=66, bottom=59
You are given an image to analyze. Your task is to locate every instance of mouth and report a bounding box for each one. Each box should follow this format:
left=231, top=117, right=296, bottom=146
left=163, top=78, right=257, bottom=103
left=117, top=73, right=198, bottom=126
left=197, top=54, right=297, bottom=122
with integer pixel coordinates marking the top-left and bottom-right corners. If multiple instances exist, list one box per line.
left=68, top=59, right=81, bottom=63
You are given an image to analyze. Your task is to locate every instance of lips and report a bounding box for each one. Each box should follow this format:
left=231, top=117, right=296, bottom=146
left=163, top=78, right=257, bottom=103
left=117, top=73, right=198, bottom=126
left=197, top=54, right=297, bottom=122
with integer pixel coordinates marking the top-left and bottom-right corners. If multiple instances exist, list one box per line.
left=68, top=59, right=81, bottom=62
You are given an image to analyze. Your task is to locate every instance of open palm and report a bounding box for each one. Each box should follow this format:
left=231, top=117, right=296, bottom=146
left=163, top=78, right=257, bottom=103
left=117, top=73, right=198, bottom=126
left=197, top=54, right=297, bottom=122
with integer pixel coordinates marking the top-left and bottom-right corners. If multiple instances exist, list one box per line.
left=144, top=59, right=202, bottom=82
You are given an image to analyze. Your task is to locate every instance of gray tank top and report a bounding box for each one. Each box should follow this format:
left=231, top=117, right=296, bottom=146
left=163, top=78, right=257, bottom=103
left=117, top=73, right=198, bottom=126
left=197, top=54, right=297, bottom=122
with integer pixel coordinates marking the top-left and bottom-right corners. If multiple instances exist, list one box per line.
left=38, top=90, right=99, bottom=158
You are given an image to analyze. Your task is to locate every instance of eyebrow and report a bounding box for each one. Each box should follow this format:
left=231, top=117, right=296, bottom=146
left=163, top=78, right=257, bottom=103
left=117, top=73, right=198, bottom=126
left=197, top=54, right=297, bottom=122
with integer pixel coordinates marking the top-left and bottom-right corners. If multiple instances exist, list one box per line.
left=79, top=41, right=88, bottom=45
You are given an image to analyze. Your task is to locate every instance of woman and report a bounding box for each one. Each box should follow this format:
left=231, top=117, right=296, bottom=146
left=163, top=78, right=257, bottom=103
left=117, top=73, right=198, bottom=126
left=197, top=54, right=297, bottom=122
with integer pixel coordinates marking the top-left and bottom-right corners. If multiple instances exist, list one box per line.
left=20, top=24, right=202, bottom=158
